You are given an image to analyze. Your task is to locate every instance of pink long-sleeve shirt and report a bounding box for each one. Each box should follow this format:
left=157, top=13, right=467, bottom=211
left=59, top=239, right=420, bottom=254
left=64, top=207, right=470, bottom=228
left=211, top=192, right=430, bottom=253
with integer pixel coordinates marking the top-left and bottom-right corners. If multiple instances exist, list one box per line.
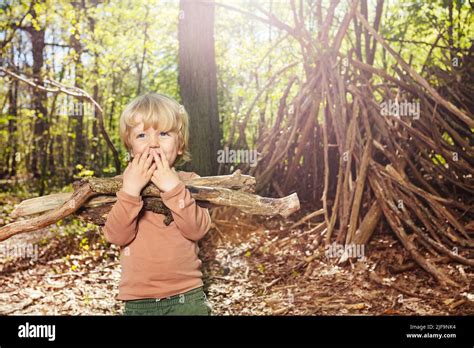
left=102, top=171, right=212, bottom=300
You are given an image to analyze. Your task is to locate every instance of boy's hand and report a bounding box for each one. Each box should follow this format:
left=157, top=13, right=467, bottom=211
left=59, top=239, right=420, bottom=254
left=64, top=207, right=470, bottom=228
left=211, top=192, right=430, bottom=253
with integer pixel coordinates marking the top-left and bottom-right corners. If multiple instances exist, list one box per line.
left=122, top=147, right=156, bottom=197
left=150, top=147, right=182, bottom=193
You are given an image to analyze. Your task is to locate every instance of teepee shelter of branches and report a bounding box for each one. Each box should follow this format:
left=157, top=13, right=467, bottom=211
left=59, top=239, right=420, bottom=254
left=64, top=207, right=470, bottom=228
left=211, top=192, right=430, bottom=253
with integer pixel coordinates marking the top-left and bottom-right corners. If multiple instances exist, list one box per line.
left=217, top=1, right=473, bottom=287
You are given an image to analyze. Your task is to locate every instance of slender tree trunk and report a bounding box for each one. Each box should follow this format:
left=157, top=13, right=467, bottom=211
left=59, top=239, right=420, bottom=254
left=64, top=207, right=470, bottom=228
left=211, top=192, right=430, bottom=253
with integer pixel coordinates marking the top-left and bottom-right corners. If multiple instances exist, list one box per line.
left=105, top=75, right=118, bottom=171
left=65, top=105, right=72, bottom=183
left=71, top=2, right=86, bottom=169
left=26, top=5, right=48, bottom=194
left=6, top=78, right=18, bottom=177
left=90, top=61, right=100, bottom=174
left=87, top=0, right=100, bottom=174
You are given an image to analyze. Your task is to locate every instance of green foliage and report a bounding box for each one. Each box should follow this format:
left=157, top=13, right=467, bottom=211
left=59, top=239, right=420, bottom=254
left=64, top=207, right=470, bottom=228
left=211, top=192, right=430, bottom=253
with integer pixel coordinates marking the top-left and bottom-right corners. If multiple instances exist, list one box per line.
left=0, top=0, right=471, bottom=191
left=74, top=164, right=94, bottom=178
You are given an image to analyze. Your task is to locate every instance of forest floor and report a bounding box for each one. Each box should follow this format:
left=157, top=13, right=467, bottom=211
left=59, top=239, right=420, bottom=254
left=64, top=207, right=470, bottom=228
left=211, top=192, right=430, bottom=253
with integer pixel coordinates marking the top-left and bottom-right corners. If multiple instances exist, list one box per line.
left=0, top=193, right=472, bottom=316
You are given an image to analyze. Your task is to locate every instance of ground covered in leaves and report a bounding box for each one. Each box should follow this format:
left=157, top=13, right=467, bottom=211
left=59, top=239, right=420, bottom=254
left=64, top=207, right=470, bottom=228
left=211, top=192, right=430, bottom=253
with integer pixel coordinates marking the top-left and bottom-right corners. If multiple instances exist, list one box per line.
left=0, top=194, right=472, bottom=316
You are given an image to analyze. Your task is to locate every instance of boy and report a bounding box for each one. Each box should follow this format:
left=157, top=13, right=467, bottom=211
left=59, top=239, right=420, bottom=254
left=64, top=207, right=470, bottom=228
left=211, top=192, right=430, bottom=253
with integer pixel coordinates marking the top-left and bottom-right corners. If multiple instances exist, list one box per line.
left=103, top=92, right=212, bottom=315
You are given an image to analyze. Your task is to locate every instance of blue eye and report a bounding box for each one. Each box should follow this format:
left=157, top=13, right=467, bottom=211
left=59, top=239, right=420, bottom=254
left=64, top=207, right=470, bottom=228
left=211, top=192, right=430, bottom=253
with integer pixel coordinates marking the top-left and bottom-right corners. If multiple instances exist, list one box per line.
left=136, top=133, right=146, bottom=139
left=160, top=131, right=169, bottom=136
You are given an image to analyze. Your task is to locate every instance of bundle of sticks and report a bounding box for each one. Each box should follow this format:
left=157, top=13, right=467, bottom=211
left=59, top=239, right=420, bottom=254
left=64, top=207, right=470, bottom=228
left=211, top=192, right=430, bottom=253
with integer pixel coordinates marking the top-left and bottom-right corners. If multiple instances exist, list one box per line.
left=0, top=170, right=300, bottom=242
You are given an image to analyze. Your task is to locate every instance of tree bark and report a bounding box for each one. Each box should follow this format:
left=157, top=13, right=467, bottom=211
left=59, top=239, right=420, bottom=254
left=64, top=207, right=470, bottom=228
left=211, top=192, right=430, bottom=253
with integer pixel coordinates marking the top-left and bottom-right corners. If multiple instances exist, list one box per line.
left=25, top=3, right=48, bottom=195
left=6, top=55, right=18, bottom=177
left=71, top=1, right=86, bottom=168
left=178, top=0, right=221, bottom=175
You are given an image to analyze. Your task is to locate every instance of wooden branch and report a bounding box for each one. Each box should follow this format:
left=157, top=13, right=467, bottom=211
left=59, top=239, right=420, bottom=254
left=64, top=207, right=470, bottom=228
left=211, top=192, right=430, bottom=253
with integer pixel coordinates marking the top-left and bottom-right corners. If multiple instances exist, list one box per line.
left=12, top=170, right=256, bottom=218
left=346, top=138, right=372, bottom=244
left=1, top=171, right=299, bottom=242
left=352, top=202, right=382, bottom=245
left=0, top=183, right=95, bottom=242
left=75, top=197, right=207, bottom=227
left=369, top=172, right=460, bottom=288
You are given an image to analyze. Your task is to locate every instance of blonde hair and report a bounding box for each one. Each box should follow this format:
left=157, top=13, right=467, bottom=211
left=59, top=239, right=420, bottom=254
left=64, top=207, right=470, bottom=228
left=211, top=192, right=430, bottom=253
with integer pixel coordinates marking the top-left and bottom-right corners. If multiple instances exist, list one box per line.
left=119, top=92, right=191, bottom=167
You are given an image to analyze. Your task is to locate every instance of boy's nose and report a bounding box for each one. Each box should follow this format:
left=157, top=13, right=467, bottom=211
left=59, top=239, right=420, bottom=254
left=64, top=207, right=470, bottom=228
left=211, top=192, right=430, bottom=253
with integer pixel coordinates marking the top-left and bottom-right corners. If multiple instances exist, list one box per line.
left=149, top=137, right=159, bottom=147
left=149, top=146, right=159, bottom=152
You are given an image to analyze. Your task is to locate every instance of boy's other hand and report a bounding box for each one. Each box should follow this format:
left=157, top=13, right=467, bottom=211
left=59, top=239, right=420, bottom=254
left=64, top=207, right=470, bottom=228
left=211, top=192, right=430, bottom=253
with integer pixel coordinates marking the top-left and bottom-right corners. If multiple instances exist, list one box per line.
left=122, top=147, right=156, bottom=197
left=150, top=147, right=182, bottom=193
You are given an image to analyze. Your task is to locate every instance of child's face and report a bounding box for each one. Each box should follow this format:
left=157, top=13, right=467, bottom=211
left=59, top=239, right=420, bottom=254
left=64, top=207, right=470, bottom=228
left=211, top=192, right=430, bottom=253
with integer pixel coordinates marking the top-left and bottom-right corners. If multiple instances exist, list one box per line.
left=129, top=114, right=183, bottom=166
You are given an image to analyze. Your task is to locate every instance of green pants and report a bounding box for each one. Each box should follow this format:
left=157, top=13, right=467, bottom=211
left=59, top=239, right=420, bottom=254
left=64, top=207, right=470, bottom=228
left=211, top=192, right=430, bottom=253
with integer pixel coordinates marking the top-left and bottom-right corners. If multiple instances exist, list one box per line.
left=123, top=287, right=211, bottom=316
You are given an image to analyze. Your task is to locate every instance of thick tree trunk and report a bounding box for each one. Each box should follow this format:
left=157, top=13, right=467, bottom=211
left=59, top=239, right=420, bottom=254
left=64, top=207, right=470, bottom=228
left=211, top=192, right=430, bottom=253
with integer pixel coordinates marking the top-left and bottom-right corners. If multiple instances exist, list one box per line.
left=178, top=0, right=221, bottom=175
